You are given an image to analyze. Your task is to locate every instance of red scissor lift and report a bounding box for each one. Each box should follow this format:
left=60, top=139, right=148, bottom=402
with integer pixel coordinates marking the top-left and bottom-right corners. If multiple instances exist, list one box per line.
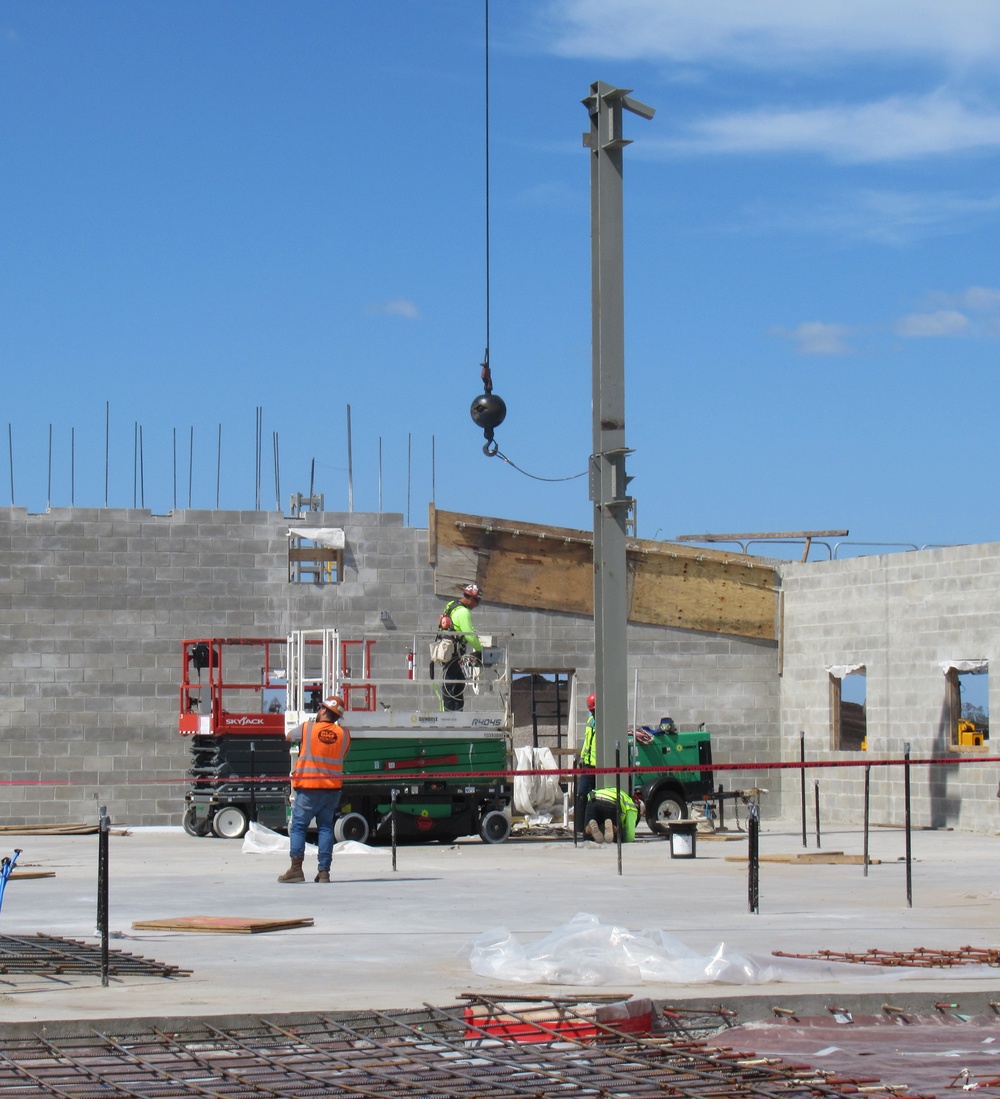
left=180, top=638, right=294, bottom=838
left=179, top=636, right=381, bottom=838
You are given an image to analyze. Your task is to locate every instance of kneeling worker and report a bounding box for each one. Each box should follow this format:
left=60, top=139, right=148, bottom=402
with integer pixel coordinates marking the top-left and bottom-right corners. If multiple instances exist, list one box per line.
left=584, top=787, right=639, bottom=844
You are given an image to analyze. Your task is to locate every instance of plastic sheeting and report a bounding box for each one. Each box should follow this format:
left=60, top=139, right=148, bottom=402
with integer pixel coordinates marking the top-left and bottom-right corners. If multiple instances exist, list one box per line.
left=465, top=912, right=943, bottom=988
left=241, top=821, right=387, bottom=857
left=287, top=526, right=345, bottom=548
left=826, top=663, right=864, bottom=679
left=939, top=658, right=988, bottom=674
left=512, top=746, right=563, bottom=817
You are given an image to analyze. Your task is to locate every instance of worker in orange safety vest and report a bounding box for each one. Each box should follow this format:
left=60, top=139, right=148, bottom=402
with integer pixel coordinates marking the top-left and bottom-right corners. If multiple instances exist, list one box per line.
left=278, top=694, right=351, bottom=884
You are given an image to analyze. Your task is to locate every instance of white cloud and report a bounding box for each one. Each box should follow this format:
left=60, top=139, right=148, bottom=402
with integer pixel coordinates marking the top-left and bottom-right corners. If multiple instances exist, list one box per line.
left=961, top=286, right=1000, bottom=312
left=771, top=321, right=853, bottom=355
left=365, top=298, right=420, bottom=320
left=545, top=0, right=1000, bottom=67
left=654, top=91, right=1000, bottom=162
left=894, top=309, right=971, bottom=337
left=748, top=190, right=1000, bottom=246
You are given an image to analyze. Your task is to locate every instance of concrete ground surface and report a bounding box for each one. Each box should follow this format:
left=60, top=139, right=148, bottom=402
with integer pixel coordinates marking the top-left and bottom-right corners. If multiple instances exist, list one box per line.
left=0, top=818, right=999, bottom=1027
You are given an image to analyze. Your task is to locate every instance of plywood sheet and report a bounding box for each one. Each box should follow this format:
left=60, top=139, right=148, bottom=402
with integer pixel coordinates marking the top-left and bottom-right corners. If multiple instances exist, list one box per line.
left=629, top=549, right=778, bottom=639
left=132, top=916, right=314, bottom=934
left=431, top=507, right=779, bottom=640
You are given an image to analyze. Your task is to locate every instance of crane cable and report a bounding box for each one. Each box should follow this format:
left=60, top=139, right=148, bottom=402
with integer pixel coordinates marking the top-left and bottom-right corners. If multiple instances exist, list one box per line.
left=472, top=1, right=583, bottom=483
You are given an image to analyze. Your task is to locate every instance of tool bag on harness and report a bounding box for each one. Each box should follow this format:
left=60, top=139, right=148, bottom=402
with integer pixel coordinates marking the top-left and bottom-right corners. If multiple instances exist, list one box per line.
left=430, top=635, right=457, bottom=664
left=430, top=599, right=462, bottom=664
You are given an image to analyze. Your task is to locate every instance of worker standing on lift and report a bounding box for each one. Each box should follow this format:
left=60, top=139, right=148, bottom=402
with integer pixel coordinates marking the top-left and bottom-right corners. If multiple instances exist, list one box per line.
left=440, top=583, right=483, bottom=711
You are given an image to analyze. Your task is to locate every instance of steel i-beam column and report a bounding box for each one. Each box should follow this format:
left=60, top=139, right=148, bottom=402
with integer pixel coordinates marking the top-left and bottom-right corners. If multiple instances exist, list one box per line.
left=583, top=82, right=654, bottom=773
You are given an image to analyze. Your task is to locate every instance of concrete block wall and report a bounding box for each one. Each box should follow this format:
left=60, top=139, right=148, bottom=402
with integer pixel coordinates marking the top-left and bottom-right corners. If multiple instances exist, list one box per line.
left=0, top=506, right=780, bottom=827
left=780, top=543, right=1000, bottom=833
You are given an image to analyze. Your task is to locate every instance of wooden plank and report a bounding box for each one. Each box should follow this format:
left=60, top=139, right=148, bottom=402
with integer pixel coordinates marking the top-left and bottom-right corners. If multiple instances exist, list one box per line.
left=725, top=852, right=881, bottom=865
left=8, top=870, right=56, bottom=879
left=131, top=916, right=314, bottom=934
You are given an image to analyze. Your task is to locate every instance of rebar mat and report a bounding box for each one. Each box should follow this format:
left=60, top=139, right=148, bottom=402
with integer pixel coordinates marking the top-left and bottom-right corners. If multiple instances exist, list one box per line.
left=0, top=1001, right=926, bottom=1098
left=0, top=933, right=190, bottom=978
left=773, top=945, right=1000, bottom=967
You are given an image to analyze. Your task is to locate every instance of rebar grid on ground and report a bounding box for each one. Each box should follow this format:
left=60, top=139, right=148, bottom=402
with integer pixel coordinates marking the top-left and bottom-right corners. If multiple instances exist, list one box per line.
left=0, top=934, right=191, bottom=979
left=772, top=945, right=1000, bottom=968
left=0, top=1000, right=931, bottom=1099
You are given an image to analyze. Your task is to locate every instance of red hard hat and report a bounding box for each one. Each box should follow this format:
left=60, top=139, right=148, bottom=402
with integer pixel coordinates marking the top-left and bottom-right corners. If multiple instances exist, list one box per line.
left=587, top=693, right=596, bottom=711
left=463, top=583, right=481, bottom=599
left=320, top=695, right=345, bottom=717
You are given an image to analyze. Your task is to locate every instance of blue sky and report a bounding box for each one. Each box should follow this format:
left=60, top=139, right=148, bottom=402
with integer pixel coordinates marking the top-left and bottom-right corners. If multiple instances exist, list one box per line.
left=3, top=1, right=999, bottom=556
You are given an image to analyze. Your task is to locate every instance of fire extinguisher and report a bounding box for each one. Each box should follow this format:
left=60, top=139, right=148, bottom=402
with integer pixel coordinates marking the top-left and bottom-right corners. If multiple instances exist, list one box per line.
left=406, top=650, right=414, bottom=680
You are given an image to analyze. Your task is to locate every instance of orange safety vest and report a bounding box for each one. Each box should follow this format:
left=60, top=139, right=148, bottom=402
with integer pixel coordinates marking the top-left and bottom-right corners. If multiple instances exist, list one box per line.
left=292, top=720, right=350, bottom=789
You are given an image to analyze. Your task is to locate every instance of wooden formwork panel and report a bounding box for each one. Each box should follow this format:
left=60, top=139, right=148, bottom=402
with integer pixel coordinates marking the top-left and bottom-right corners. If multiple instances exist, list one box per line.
left=430, top=506, right=778, bottom=641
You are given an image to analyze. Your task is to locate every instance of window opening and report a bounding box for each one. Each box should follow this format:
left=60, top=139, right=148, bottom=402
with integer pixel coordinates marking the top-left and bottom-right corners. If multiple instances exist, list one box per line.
left=287, top=526, right=344, bottom=585
left=512, top=672, right=571, bottom=750
left=830, top=665, right=867, bottom=751
left=944, top=661, right=989, bottom=749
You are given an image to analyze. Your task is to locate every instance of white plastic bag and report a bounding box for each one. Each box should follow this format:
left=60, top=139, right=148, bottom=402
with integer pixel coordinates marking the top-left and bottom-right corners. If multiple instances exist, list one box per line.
left=241, top=821, right=317, bottom=855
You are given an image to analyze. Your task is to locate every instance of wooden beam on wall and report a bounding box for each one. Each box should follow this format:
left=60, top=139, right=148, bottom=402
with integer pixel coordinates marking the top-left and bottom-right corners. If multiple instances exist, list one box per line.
left=429, top=507, right=779, bottom=641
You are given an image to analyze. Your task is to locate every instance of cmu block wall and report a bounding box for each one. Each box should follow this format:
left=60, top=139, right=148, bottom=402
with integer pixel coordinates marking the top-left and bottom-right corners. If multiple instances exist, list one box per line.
left=0, top=508, right=780, bottom=828
left=780, top=543, right=1000, bottom=833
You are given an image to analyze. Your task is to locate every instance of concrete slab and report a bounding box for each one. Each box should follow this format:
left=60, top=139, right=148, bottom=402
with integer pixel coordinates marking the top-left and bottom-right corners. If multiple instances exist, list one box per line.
left=0, top=820, right=998, bottom=1026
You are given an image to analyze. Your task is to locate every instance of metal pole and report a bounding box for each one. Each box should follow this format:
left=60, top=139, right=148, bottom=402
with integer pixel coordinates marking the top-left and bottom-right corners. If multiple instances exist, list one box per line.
left=814, top=780, right=821, bottom=849
left=863, top=762, right=871, bottom=877
left=47, top=423, right=52, bottom=510
left=800, top=731, right=807, bottom=847
left=172, top=427, right=177, bottom=510
left=615, top=740, right=622, bottom=875
left=215, top=424, right=222, bottom=509
left=8, top=423, right=14, bottom=506
left=188, top=426, right=194, bottom=508
left=903, top=742, right=912, bottom=907
left=583, top=81, right=654, bottom=775
left=98, top=805, right=110, bottom=987
left=748, top=801, right=760, bottom=914
left=273, top=431, right=281, bottom=512
left=391, top=787, right=398, bottom=872
left=104, top=401, right=110, bottom=508
left=346, top=404, right=353, bottom=513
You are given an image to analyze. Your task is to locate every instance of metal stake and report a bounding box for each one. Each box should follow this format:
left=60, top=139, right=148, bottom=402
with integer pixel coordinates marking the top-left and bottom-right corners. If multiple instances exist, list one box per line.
left=863, top=762, right=871, bottom=876
left=903, top=742, right=912, bottom=907
left=814, top=780, right=821, bottom=849
left=748, top=801, right=760, bottom=914
left=98, top=805, right=110, bottom=987
left=391, top=787, right=398, bottom=873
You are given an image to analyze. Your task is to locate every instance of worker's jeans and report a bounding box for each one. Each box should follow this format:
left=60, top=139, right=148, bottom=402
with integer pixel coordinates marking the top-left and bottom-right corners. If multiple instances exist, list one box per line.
left=442, top=655, right=465, bottom=711
left=289, top=787, right=342, bottom=871
left=575, top=768, right=596, bottom=836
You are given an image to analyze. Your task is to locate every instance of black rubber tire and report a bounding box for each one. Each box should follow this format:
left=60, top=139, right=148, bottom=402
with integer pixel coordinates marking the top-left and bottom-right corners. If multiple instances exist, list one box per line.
left=478, top=810, right=511, bottom=844
left=334, top=812, right=370, bottom=844
left=182, top=807, right=205, bottom=837
left=211, top=805, right=249, bottom=839
left=645, top=789, right=687, bottom=835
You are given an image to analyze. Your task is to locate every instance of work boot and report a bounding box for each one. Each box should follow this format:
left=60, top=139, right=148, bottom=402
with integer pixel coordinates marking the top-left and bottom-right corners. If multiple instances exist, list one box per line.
left=277, top=857, right=305, bottom=883
left=314, top=869, right=331, bottom=883
left=585, top=820, right=603, bottom=843
left=603, top=820, right=615, bottom=843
